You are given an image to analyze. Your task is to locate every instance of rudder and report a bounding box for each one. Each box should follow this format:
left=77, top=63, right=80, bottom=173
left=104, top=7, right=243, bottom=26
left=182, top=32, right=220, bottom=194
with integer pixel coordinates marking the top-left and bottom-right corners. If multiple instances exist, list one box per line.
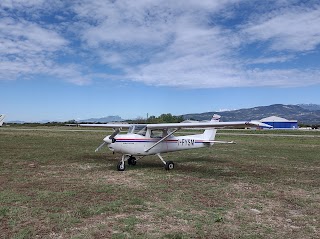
left=202, top=114, right=220, bottom=141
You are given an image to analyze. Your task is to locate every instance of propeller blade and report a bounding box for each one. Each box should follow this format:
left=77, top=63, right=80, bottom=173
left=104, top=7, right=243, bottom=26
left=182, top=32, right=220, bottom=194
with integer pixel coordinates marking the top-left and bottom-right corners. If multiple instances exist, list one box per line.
left=95, top=142, right=106, bottom=152
left=109, top=128, right=120, bottom=140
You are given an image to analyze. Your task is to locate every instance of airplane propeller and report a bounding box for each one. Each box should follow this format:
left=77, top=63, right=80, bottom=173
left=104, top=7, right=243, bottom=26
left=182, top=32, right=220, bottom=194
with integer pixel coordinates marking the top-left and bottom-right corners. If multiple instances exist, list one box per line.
left=95, top=128, right=121, bottom=152
left=95, top=142, right=107, bottom=152
left=108, top=128, right=120, bottom=143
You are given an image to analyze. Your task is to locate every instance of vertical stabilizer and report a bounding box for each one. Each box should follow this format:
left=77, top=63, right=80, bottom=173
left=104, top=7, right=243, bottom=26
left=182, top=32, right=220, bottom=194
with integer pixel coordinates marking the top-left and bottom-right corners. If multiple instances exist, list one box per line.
left=202, top=128, right=217, bottom=141
left=202, top=115, right=220, bottom=141
left=0, top=114, right=5, bottom=126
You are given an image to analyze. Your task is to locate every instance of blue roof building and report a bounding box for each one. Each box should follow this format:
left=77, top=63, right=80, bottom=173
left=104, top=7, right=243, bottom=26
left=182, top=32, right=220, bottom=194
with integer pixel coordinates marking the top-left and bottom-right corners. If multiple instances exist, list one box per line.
left=260, top=116, right=298, bottom=129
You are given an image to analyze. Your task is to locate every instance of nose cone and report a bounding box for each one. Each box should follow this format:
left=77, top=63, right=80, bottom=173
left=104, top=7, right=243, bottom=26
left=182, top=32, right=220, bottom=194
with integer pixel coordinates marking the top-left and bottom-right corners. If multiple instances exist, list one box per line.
left=103, top=135, right=113, bottom=144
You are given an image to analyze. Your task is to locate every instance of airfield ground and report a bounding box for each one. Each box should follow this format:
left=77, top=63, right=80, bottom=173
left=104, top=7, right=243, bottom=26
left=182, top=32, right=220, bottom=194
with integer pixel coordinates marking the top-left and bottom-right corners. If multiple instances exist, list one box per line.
left=0, top=127, right=319, bottom=238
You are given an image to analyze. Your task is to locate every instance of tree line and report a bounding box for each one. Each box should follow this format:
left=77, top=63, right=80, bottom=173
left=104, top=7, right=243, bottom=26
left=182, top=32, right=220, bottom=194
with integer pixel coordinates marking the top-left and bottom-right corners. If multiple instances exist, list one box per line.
left=129, top=113, right=184, bottom=124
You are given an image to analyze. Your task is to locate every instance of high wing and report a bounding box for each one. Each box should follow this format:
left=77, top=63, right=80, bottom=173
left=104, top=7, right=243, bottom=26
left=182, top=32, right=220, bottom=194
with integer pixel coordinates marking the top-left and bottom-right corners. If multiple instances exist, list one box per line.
left=79, top=121, right=272, bottom=129
left=146, top=121, right=272, bottom=129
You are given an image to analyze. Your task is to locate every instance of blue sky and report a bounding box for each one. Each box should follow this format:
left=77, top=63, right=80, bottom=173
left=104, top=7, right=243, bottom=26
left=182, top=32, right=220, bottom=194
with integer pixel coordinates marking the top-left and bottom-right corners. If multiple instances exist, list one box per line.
left=1, top=0, right=320, bottom=122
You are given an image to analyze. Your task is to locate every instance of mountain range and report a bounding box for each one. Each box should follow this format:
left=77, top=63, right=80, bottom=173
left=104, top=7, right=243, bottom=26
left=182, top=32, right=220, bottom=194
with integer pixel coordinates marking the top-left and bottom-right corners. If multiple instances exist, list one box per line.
left=182, top=104, right=320, bottom=125
left=78, top=104, right=320, bottom=125
left=78, top=115, right=123, bottom=123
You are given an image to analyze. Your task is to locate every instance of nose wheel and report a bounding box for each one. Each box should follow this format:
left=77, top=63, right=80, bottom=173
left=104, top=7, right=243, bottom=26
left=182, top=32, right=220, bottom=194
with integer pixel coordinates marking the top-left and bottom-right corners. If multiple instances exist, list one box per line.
left=117, top=161, right=125, bottom=171
left=117, top=155, right=137, bottom=171
left=117, top=155, right=128, bottom=171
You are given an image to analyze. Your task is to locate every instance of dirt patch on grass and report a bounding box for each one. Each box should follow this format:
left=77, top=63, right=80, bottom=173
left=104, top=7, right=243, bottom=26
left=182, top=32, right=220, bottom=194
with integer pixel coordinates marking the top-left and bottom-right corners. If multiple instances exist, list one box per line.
left=41, top=162, right=147, bottom=189
left=224, top=181, right=320, bottom=238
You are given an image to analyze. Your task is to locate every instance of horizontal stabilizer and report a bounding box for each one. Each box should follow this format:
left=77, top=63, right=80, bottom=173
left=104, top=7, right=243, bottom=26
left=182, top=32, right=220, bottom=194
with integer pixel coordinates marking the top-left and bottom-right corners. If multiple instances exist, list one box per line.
left=203, top=140, right=235, bottom=144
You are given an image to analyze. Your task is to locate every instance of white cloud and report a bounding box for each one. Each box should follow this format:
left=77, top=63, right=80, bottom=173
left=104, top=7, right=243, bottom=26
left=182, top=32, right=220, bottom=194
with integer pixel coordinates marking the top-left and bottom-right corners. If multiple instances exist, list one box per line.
left=0, top=0, right=45, bottom=9
left=71, top=0, right=320, bottom=88
left=246, top=55, right=295, bottom=65
left=0, top=18, right=67, bottom=54
left=0, top=15, right=91, bottom=85
left=72, top=0, right=245, bottom=87
left=126, top=58, right=320, bottom=88
left=243, top=68, right=320, bottom=87
left=242, top=5, right=320, bottom=51
left=73, top=0, right=240, bottom=51
left=1, top=0, right=320, bottom=88
left=0, top=60, right=91, bottom=85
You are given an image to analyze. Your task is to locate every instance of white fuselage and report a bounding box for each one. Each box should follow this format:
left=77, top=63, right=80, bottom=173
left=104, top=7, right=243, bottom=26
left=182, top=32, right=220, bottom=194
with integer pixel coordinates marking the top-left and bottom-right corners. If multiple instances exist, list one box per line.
left=106, top=133, right=212, bottom=156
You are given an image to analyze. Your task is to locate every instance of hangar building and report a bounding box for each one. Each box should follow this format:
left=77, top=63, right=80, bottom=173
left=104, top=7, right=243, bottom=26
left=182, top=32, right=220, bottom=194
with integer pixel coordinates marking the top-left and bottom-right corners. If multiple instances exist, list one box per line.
left=260, top=116, right=298, bottom=129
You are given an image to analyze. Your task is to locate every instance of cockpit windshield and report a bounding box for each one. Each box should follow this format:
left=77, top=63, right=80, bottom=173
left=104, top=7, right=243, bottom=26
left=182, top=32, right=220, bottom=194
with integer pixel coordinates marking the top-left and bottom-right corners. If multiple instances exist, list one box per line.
left=128, top=125, right=147, bottom=136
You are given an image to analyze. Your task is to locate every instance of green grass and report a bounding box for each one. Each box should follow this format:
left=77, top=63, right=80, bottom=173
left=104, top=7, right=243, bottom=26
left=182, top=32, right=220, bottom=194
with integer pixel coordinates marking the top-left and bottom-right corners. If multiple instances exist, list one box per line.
left=0, top=127, right=319, bottom=238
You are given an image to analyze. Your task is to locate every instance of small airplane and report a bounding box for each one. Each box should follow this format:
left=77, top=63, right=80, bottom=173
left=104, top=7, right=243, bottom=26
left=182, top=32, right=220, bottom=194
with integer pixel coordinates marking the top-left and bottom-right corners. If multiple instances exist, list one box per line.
left=80, top=115, right=272, bottom=171
left=0, top=114, right=5, bottom=127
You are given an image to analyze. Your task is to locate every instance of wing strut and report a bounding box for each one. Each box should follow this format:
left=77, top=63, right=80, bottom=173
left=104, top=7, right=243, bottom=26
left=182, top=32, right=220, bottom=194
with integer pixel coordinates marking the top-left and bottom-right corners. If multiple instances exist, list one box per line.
left=144, top=128, right=180, bottom=152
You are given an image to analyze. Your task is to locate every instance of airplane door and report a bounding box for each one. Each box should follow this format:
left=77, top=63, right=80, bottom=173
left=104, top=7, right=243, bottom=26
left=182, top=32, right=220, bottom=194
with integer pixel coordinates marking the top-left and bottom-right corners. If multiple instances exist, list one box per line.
left=148, top=129, right=168, bottom=154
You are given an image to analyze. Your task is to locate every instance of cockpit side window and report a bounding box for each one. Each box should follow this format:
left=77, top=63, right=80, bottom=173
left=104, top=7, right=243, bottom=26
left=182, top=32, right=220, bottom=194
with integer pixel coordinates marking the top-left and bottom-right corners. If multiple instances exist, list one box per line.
left=133, top=125, right=147, bottom=136
left=150, top=129, right=166, bottom=138
left=128, top=126, right=134, bottom=134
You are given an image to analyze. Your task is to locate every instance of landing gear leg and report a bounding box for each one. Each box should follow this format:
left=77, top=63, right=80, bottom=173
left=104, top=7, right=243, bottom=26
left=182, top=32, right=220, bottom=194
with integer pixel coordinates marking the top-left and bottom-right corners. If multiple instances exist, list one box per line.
left=156, top=153, right=174, bottom=170
left=117, top=155, right=126, bottom=171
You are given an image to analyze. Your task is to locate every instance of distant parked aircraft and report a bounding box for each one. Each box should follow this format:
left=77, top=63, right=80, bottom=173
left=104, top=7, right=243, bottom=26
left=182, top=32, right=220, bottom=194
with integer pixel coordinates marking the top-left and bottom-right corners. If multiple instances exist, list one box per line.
left=0, top=115, right=5, bottom=126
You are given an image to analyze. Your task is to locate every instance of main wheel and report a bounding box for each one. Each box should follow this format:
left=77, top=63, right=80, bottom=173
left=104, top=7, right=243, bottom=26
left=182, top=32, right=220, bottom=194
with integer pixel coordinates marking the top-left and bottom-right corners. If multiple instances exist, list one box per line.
left=117, top=162, right=125, bottom=171
left=128, top=156, right=137, bottom=166
left=165, top=161, right=174, bottom=170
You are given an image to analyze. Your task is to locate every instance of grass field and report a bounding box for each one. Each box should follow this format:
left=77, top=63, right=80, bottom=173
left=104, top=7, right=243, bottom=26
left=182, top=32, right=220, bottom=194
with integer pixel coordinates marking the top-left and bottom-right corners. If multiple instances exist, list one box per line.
left=0, top=127, right=319, bottom=238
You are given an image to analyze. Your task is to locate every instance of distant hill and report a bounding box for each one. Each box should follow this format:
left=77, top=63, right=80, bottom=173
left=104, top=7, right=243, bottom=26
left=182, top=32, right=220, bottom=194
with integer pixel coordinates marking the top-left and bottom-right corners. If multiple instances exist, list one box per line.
left=6, top=120, right=26, bottom=124
left=182, top=104, right=320, bottom=125
left=79, top=115, right=124, bottom=123
left=298, top=104, right=320, bottom=111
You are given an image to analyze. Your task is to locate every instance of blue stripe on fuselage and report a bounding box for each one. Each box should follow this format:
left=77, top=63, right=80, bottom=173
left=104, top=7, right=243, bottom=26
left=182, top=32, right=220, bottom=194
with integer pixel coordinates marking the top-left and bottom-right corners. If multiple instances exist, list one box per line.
left=115, top=139, right=204, bottom=144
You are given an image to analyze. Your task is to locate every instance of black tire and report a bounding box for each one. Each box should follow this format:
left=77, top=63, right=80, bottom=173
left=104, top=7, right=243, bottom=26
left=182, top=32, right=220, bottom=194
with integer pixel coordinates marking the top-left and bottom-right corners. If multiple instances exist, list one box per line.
left=128, top=156, right=136, bottom=166
left=117, top=162, right=125, bottom=171
left=131, top=157, right=137, bottom=166
left=165, top=161, right=174, bottom=170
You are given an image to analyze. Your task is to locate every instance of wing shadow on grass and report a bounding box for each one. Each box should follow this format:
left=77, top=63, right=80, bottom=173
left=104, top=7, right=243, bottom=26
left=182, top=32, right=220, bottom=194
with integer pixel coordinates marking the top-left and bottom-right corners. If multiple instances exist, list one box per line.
left=74, top=152, right=278, bottom=182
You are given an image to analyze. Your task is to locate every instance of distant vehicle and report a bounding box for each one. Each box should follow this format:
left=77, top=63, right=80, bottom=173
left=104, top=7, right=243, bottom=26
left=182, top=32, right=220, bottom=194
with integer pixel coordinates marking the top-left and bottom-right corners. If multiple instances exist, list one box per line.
left=80, top=115, right=272, bottom=171
left=0, top=115, right=5, bottom=126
